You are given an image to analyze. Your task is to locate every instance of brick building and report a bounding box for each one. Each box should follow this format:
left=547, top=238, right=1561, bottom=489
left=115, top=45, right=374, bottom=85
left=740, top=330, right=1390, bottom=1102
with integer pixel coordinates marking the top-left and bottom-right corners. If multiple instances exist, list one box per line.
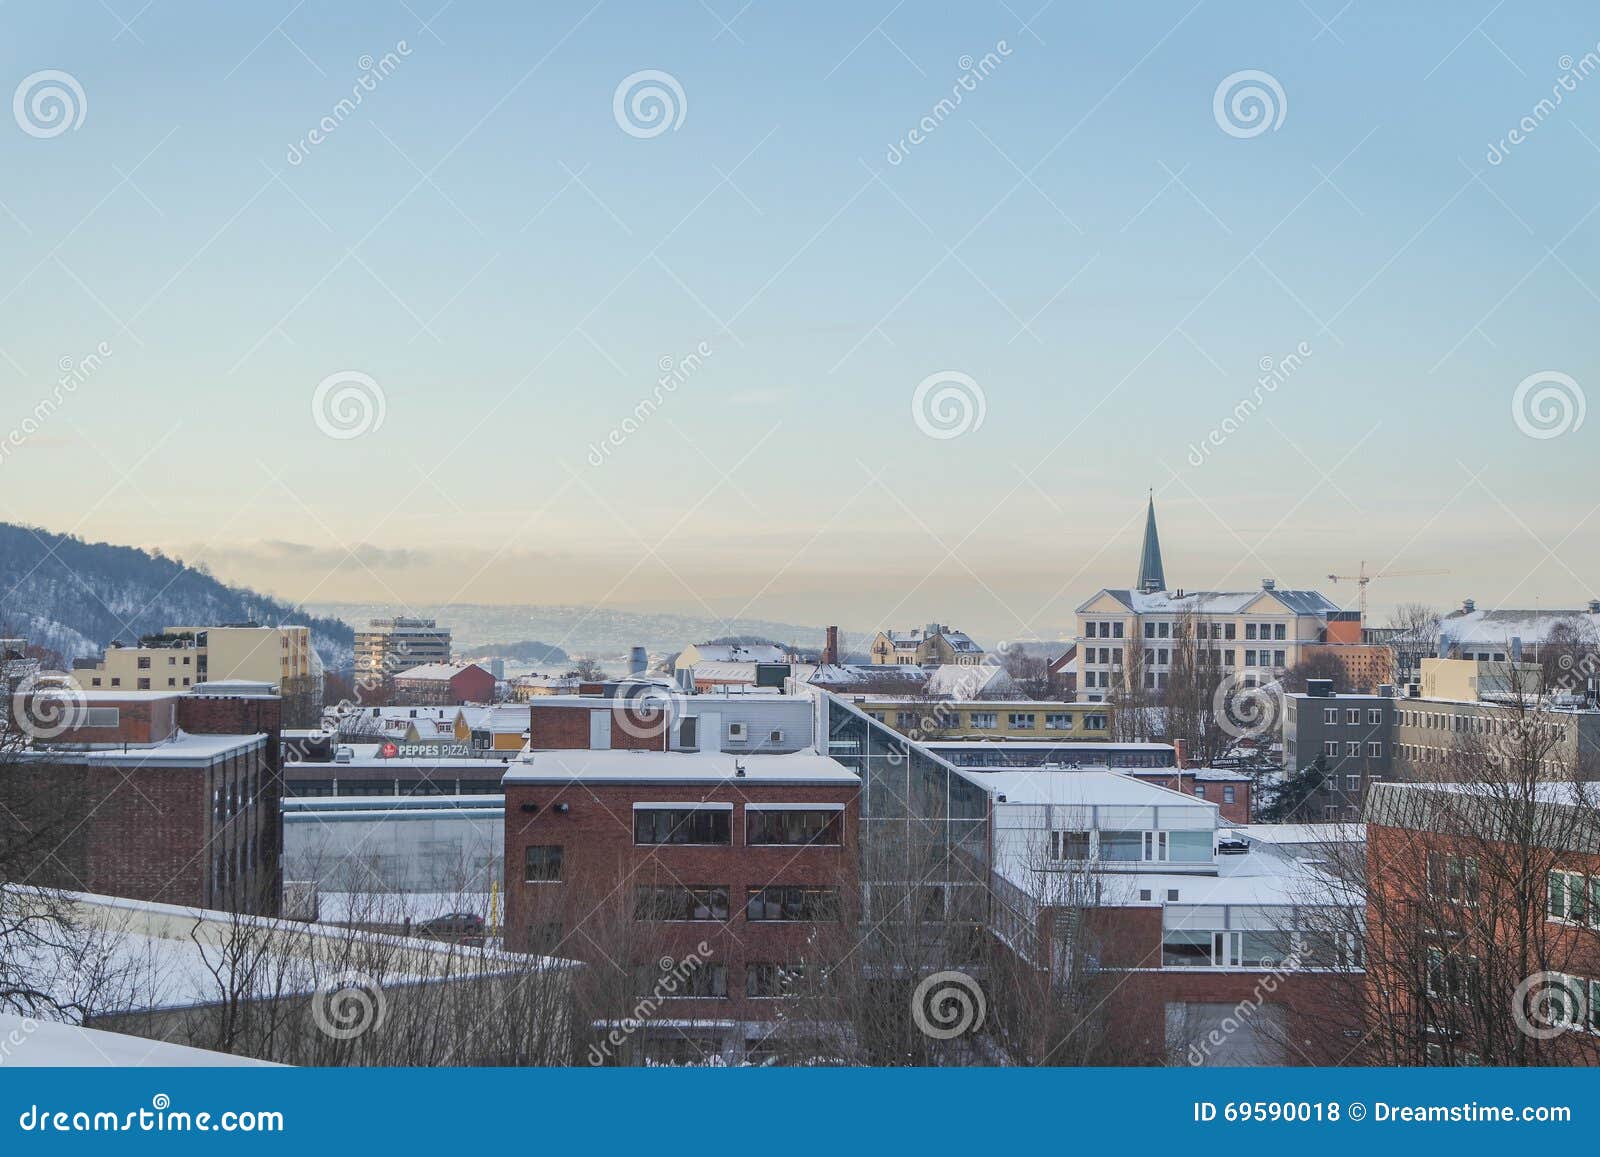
left=391, top=662, right=495, bottom=706
left=986, top=771, right=1363, bottom=1064
left=501, top=749, right=860, bottom=1065
left=3, top=683, right=284, bottom=915
left=1363, top=780, right=1600, bottom=1064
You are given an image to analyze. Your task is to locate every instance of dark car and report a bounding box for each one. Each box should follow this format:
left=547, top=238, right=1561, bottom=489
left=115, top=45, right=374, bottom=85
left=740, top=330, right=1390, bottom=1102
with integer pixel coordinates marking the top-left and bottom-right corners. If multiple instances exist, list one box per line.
left=419, top=912, right=486, bottom=940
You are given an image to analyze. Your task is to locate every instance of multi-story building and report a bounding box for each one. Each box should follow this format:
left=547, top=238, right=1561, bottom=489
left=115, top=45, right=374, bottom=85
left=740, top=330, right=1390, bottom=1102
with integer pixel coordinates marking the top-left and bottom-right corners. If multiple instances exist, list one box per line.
left=2, top=683, right=284, bottom=915
left=986, top=770, right=1363, bottom=1064
left=866, top=623, right=986, bottom=667
left=525, top=692, right=815, bottom=756
left=852, top=697, right=1111, bottom=742
left=1364, top=780, right=1600, bottom=1064
left=354, top=617, right=452, bottom=684
left=1281, top=685, right=1396, bottom=821
left=501, top=748, right=860, bottom=1065
left=72, top=624, right=323, bottom=725
left=392, top=661, right=495, bottom=706
left=1074, top=498, right=1342, bottom=702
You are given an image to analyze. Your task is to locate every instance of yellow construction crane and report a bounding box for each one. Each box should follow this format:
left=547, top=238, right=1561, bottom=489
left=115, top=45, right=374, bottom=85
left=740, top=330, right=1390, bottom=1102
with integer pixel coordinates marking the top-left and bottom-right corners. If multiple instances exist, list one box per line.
left=1326, top=561, right=1450, bottom=620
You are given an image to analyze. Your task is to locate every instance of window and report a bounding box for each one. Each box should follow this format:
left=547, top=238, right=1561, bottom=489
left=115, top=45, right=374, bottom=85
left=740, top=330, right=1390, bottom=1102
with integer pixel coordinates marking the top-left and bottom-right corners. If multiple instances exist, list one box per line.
left=746, top=963, right=807, bottom=998
left=1426, top=852, right=1479, bottom=905
left=1083, top=714, right=1107, bottom=730
left=1222, top=786, right=1236, bottom=804
left=136, top=678, right=150, bottom=690
left=634, top=884, right=729, bottom=921
left=1113, top=621, right=1124, bottom=638
left=1245, top=623, right=1258, bottom=640
left=1044, top=713, right=1074, bottom=730
left=137, top=656, right=151, bottom=669
left=1144, top=622, right=1155, bottom=639
left=969, top=711, right=997, bottom=729
left=895, top=711, right=917, bottom=728
left=746, top=808, right=841, bottom=846
left=1324, top=741, right=1339, bottom=757
left=1425, top=948, right=1479, bottom=1002
left=1169, top=830, right=1213, bottom=862
left=1323, top=708, right=1338, bottom=725
left=1194, top=785, right=1206, bottom=799
left=1368, top=709, right=1382, bottom=726
left=91, top=677, right=102, bottom=687
left=1346, top=774, right=1360, bottom=791
left=1224, top=623, right=1236, bottom=640
left=1158, top=622, right=1170, bottom=638
left=637, top=963, right=727, bottom=998
left=1346, top=741, right=1360, bottom=757
left=1244, top=650, right=1257, bottom=667
left=746, top=885, right=840, bottom=922
left=1274, top=624, right=1286, bottom=640
left=1048, top=830, right=1092, bottom=860
left=1100, top=830, right=1144, bottom=861
left=523, top=845, right=563, bottom=882
left=1548, top=870, right=1591, bottom=924
left=1346, top=709, right=1360, bottom=725
left=1367, top=741, right=1382, bottom=757
left=634, top=807, right=731, bottom=845
left=1007, top=713, right=1036, bottom=730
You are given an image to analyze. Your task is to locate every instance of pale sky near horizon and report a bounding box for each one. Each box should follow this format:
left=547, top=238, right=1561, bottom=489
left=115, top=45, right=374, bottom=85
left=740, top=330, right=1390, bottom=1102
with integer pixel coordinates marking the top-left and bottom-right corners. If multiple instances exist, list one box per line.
left=3, top=2, right=1599, bottom=641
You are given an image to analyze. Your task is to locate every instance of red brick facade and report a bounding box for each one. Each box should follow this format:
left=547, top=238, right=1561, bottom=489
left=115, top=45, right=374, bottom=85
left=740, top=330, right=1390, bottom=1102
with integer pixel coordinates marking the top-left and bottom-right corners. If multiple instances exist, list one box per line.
left=503, top=777, right=858, bottom=1036
left=526, top=702, right=667, bottom=750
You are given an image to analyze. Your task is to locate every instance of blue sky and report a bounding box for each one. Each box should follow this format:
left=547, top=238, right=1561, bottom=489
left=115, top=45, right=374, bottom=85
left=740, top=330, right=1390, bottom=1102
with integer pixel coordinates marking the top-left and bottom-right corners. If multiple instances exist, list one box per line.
left=2, top=2, right=1598, bottom=641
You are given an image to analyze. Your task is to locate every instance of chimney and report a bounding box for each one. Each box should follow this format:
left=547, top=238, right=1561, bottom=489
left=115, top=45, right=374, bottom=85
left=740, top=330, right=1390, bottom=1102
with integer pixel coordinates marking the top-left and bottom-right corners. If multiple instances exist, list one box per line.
left=1510, top=636, right=1523, bottom=664
left=822, top=626, right=840, bottom=666
left=629, top=646, right=647, bottom=677
left=1588, top=599, right=1600, bottom=615
left=1461, top=597, right=1475, bottom=613
left=1173, top=737, right=1190, bottom=768
left=1262, top=578, right=1276, bottom=591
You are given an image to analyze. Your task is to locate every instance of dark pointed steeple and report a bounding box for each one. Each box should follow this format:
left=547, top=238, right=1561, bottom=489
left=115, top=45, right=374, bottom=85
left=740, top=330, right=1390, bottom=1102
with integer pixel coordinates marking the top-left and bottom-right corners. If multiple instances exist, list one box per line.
left=1136, top=492, right=1166, bottom=594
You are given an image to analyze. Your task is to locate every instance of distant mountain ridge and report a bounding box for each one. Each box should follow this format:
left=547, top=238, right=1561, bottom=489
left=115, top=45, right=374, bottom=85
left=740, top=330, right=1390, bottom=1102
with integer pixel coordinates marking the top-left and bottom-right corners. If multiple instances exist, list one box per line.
left=0, top=523, right=354, bottom=667
left=307, top=601, right=852, bottom=658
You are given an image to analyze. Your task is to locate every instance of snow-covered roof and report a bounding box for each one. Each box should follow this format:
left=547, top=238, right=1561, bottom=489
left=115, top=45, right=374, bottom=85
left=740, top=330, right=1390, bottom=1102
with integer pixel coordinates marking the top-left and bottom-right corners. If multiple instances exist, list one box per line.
left=1440, top=608, right=1600, bottom=647
left=22, top=732, right=267, bottom=767
left=1235, top=823, right=1366, bottom=845
left=983, top=769, right=1208, bottom=808
left=501, top=749, right=858, bottom=786
left=926, top=663, right=1014, bottom=697
left=393, top=662, right=486, bottom=683
left=805, top=664, right=927, bottom=688
left=685, top=643, right=788, bottom=663
left=455, top=705, right=529, bottom=732
left=0, top=1013, right=278, bottom=1067
left=1083, top=588, right=1340, bottom=616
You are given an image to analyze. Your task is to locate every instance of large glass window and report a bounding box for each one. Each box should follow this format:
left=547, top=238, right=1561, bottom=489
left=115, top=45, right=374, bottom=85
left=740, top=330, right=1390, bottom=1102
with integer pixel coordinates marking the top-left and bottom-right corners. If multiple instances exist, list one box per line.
left=746, top=885, right=840, bottom=922
left=746, top=963, right=807, bottom=998
left=1162, top=929, right=1211, bottom=967
left=523, top=845, right=563, bottom=882
left=634, top=808, right=731, bottom=845
left=634, top=884, right=729, bottom=921
left=1168, top=830, right=1213, bottom=863
left=1049, top=830, right=1092, bottom=860
left=1100, top=830, right=1144, bottom=861
left=746, top=808, right=841, bottom=846
left=636, top=963, right=727, bottom=998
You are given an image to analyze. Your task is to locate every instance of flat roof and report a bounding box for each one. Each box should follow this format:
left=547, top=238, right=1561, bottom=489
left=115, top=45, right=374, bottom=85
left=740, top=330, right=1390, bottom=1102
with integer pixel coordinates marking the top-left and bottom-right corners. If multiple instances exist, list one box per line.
left=23, top=732, right=268, bottom=766
left=984, top=769, right=1213, bottom=808
left=502, top=749, right=858, bottom=785
left=0, top=1014, right=277, bottom=1068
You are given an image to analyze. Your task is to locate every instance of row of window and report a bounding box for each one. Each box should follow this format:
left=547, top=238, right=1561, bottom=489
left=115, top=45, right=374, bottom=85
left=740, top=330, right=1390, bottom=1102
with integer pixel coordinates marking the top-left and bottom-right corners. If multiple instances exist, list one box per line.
left=1084, top=620, right=1126, bottom=638
left=1400, top=709, right=1562, bottom=739
left=630, top=808, right=842, bottom=848
left=628, top=884, right=841, bottom=923
left=627, top=962, right=810, bottom=999
left=1323, top=707, right=1384, bottom=727
left=1046, top=828, right=1214, bottom=864
left=1323, top=740, right=1384, bottom=758
left=888, top=710, right=1093, bottom=731
left=1191, top=783, right=1237, bottom=804
left=1162, top=929, right=1362, bottom=969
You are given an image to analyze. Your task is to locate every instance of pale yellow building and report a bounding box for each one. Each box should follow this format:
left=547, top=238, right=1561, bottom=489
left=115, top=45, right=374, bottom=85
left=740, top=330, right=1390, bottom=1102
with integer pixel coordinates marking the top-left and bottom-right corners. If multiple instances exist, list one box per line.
left=850, top=697, right=1109, bottom=742
left=72, top=624, right=323, bottom=724
left=866, top=624, right=986, bottom=667
left=1418, top=656, right=1542, bottom=702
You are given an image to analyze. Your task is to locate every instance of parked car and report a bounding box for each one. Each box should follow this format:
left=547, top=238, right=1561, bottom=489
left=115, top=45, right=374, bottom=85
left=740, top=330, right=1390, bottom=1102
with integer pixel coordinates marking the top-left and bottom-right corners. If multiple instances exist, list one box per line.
left=419, top=912, right=485, bottom=940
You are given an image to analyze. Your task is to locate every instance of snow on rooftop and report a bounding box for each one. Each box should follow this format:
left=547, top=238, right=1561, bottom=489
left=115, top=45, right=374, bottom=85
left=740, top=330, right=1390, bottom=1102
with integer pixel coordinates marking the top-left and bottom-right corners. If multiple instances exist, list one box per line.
left=983, top=769, right=1210, bottom=808
left=502, top=749, right=858, bottom=785
left=0, top=1014, right=278, bottom=1067
left=1236, top=823, right=1366, bottom=845
left=1088, top=588, right=1339, bottom=616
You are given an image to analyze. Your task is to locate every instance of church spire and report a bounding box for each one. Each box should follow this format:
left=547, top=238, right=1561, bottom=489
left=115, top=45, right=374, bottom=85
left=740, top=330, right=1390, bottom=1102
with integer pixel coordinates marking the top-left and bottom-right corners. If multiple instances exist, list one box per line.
left=1136, top=492, right=1166, bottom=594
